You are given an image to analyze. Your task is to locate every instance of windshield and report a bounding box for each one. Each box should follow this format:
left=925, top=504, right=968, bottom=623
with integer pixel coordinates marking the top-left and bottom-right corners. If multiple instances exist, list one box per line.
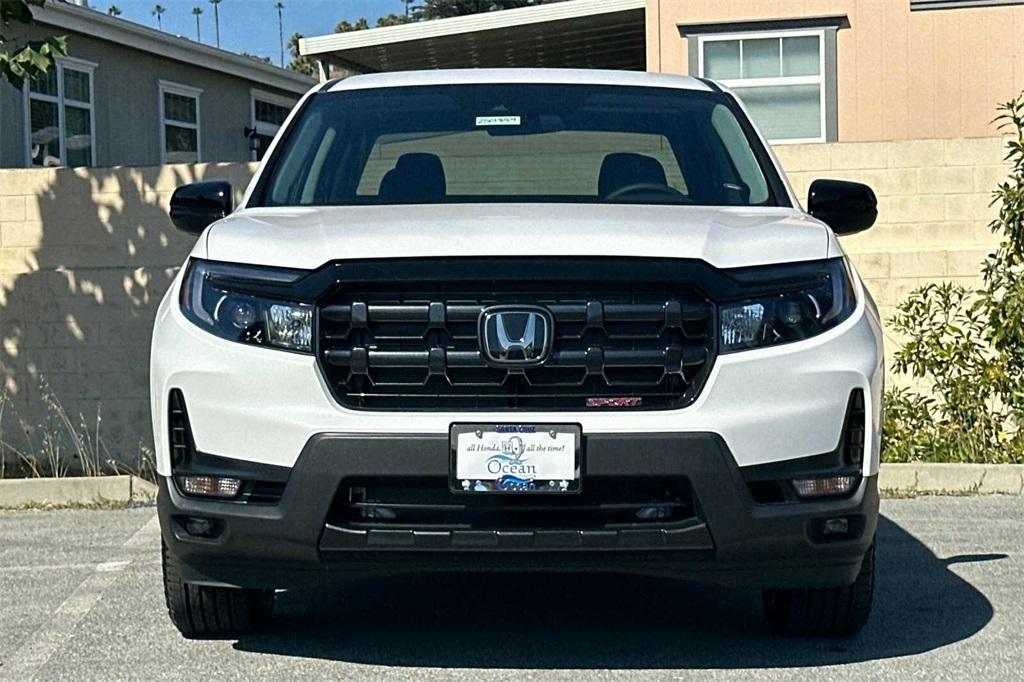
left=254, top=83, right=784, bottom=208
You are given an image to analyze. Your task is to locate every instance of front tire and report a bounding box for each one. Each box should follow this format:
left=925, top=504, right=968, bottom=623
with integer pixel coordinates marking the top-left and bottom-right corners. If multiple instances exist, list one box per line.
left=162, top=542, right=274, bottom=638
left=762, top=540, right=875, bottom=636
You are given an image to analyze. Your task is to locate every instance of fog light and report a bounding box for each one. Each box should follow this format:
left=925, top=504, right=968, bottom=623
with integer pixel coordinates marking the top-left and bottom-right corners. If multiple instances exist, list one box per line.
left=180, top=475, right=241, bottom=498
left=184, top=516, right=215, bottom=537
left=823, top=517, right=850, bottom=535
left=791, top=475, right=857, bottom=498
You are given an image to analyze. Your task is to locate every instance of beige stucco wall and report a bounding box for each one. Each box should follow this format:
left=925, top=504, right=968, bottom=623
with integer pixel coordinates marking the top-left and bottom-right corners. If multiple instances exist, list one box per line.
left=0, top=136, right=1008, bottom=466
left=646, top=0, right=1024, bottom=141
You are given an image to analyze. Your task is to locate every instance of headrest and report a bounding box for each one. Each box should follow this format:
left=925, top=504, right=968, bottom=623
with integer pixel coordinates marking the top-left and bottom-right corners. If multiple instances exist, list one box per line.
left=378, top=153, right=447, bottom=203
left=598, top=153, right=668, bottom=198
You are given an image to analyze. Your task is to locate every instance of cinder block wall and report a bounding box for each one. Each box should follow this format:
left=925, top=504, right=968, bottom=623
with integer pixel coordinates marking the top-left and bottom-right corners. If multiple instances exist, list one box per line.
left=775, top=137, right=1007, bottom=355
left=0, top=137, right=1008, bottom=467
left=0, top=163, right=256, bottom=470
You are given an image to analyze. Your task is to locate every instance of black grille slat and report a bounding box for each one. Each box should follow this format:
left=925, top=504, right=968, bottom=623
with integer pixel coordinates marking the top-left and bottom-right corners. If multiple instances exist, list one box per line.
left=319, top=301, right=709, bottom=342
left=317, top=281, right=715, bottom=410
left=325, top=346, right=706, bottom=370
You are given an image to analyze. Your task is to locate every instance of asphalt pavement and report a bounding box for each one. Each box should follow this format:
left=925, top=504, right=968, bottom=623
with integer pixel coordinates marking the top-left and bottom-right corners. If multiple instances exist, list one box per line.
left=0, top=496, right=1020, bottom=680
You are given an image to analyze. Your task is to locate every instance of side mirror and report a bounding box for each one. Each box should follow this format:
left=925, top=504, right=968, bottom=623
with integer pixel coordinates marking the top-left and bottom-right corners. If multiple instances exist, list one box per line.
left=169, top=181, right=233, bottom=235
left=807, top=179, right=877, bottom=236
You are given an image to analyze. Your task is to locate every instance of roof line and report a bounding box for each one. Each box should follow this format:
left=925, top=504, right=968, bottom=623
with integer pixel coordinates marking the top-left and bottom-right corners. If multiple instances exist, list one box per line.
left=34, top=1, right=316, bottom=95
left=698, top=77, right=722, bottom=92
left=325, top=69, right=712, bottom=93
left=299, top=0, right=645, bottom=57
left=318, top=77, right=342, bottom=92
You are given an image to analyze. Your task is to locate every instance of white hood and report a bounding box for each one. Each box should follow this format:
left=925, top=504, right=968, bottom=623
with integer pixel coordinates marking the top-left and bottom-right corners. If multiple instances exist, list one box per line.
left=204, top=203, right=833, bottom=271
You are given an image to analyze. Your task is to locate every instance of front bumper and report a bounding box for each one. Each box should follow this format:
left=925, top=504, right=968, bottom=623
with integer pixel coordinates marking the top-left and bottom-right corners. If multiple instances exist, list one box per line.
left=150, top=269, right=885, bottom=478
left=159, top=432, right=879, bottom=591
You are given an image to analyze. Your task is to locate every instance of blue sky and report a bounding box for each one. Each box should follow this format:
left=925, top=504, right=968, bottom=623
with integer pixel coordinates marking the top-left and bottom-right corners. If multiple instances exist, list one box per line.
left=106, top=0, right=410, bottom=65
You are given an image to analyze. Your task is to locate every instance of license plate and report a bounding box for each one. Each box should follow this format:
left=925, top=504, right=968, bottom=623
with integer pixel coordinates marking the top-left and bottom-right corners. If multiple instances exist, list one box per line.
left=450, top=424, right=581, bottom=494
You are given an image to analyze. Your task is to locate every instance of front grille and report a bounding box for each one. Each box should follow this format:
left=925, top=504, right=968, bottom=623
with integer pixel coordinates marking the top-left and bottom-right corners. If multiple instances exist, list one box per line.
left=321, top=476, right=711, bottom=552
left=332, top=476, right=698, bottom=530
left=317, top=282, right=715, bottom=410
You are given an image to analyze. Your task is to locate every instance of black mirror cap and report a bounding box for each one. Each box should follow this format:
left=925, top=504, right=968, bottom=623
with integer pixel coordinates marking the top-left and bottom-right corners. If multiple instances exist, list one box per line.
left=169, top=181, right=233, bottom=235
left=807, top=179, right=878, bottom=236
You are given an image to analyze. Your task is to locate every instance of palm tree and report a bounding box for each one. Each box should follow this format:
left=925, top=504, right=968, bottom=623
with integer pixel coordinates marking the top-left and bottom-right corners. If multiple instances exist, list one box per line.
left=192, top=6, right=203, bottom=42
left=152, top=4, right=166, bottom=30
left=108, top=5, right=122, bottom=16
left=208, top=0, right=222, bottom=48
left=274, top=2, right=285, bottom=68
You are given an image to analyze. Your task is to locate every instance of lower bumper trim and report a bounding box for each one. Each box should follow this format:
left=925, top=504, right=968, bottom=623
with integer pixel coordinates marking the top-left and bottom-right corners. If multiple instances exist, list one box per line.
left=321, top=521, right=714, bottom=552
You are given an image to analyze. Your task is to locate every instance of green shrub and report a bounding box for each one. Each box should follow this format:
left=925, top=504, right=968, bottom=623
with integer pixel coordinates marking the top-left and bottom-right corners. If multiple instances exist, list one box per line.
left=883, top=96, right=1024, bottom=464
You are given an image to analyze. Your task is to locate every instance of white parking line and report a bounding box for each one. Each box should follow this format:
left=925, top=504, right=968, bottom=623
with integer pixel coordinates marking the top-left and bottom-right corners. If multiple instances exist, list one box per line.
left=0, top=559, right=161, bottom=574
left=0, top=514, right=160, bottom=681
left=0, top=563, right=103, bottom=573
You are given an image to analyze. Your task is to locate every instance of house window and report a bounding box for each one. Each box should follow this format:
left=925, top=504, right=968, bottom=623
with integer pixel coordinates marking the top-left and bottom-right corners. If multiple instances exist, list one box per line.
left=699, top=30, right=827, bottom=143
left=159, top=81, right=202, bottom=163
left=250, top=90, right=296, bottom=160
left=25, top=57, right=97, bottom=167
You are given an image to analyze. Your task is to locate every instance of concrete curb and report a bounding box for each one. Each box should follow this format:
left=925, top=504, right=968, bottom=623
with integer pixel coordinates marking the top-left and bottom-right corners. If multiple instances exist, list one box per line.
left=880, top=463, right=1024, bottom=495
left=0, top=475, right=158, bottom=508
left=1, top=466, right=1021, bottom=507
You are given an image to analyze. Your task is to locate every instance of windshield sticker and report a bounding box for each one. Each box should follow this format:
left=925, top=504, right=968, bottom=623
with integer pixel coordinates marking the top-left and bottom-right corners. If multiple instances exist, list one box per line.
left=476, top=115, right=521, bottom=127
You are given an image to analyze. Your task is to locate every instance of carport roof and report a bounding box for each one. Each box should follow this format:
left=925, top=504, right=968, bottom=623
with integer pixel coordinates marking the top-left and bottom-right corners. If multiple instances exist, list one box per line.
left=298, top=0, right=646, bottom=74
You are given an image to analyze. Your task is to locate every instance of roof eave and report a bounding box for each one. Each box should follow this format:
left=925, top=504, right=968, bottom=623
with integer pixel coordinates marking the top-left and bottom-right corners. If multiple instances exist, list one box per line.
left=34, top=1, right=316, bottom=95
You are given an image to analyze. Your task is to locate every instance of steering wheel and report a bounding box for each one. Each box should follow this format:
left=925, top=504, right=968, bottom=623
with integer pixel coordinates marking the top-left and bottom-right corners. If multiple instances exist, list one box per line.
left=603, top=183, right=689, bottom=201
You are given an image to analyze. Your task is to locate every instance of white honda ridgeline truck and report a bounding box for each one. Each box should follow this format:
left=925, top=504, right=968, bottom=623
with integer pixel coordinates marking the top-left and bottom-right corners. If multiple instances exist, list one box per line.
left=153, top=69, right=883, bottom=638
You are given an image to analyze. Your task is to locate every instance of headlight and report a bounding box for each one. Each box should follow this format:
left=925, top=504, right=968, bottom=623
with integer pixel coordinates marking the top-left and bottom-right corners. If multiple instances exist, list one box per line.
left=720, top=258, right=856, bottom=353
left=180, top=259, right=313, bottom=353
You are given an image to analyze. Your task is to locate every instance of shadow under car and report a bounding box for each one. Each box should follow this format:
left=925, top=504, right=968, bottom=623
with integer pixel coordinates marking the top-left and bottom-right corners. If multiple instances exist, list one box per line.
left=230, top=516, right=1000, bottom=669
